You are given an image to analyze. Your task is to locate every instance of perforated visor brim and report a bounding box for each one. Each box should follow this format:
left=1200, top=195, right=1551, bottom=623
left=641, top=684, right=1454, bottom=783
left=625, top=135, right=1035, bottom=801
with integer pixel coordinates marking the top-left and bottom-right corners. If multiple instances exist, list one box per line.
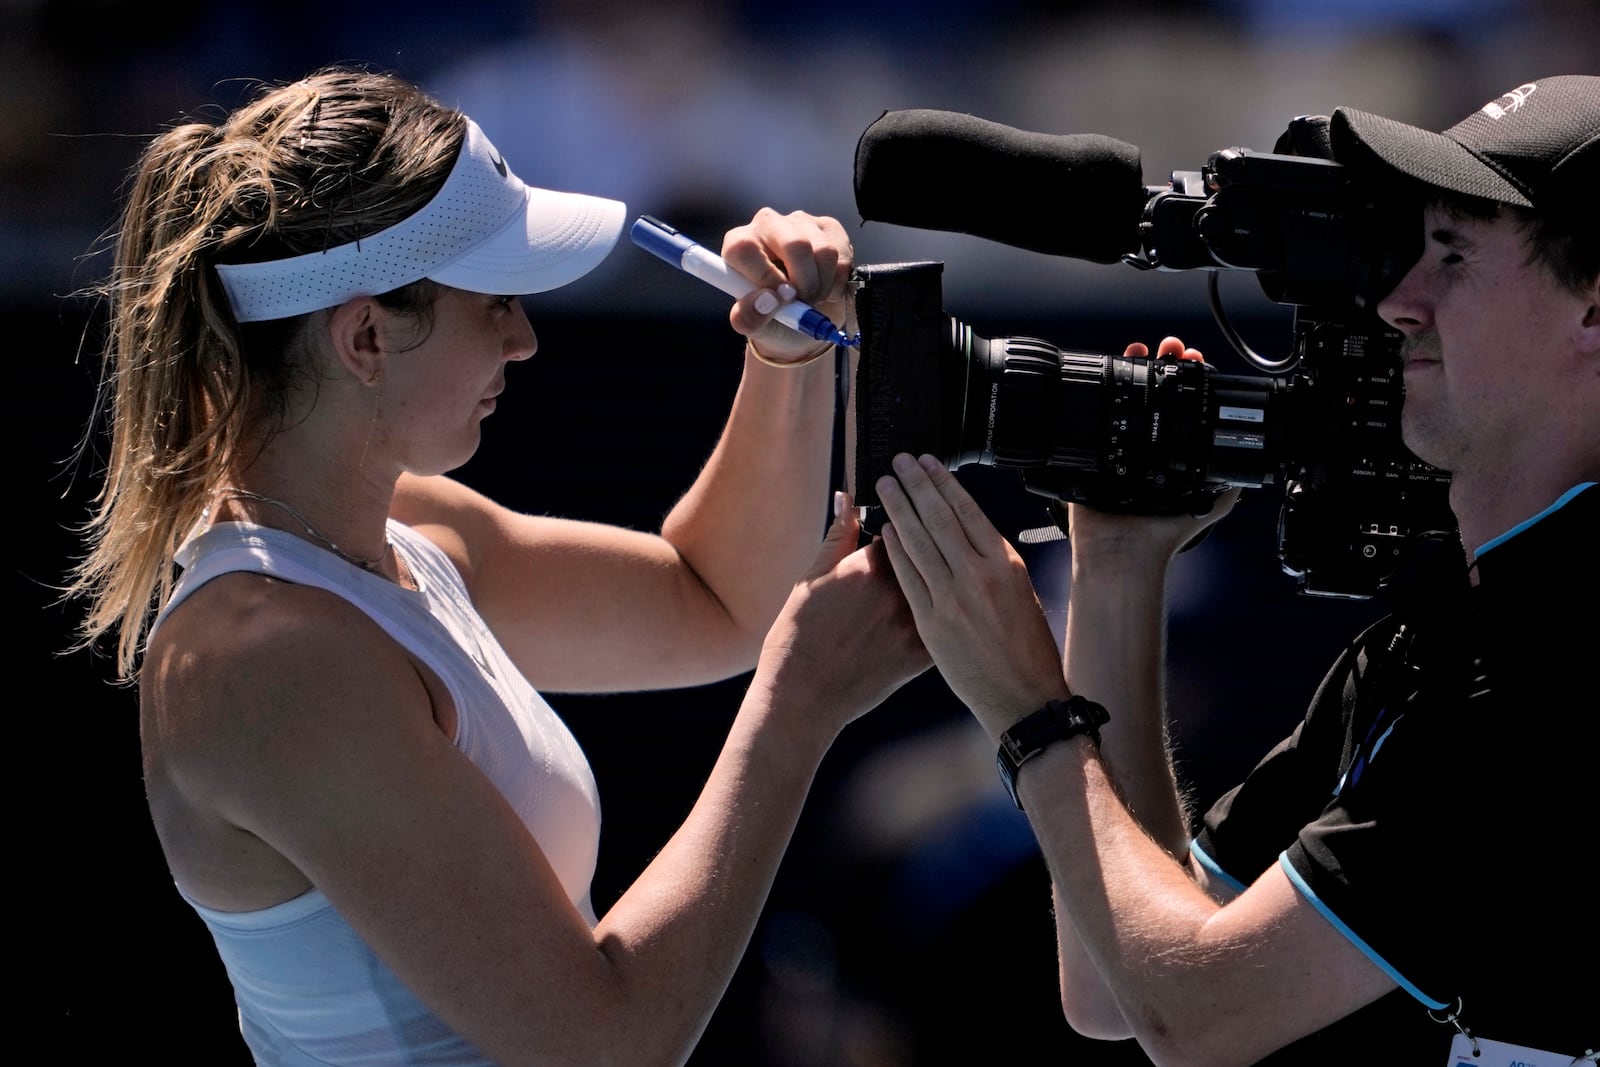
left=215, top=119, right=626, bottom=321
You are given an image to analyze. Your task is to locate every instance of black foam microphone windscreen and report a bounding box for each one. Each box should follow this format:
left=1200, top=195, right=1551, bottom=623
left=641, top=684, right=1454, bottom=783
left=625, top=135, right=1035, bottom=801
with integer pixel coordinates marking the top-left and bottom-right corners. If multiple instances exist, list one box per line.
left=853, top=109, right=1148, bottom=263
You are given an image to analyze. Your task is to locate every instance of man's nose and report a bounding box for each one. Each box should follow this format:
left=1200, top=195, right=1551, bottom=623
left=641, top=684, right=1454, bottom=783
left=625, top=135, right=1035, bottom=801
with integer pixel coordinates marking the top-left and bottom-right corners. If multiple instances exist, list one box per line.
left=1377, top=263, right=1432, bottom=334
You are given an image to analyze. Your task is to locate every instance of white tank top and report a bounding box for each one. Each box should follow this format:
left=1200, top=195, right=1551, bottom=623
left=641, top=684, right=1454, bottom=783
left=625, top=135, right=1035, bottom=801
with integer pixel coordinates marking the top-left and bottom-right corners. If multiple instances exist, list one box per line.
left=151, top=520, right=602, bottom=1066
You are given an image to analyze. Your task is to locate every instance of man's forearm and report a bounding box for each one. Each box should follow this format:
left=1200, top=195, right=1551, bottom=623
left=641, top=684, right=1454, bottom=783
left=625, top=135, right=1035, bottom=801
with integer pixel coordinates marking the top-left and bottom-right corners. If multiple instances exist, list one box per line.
left=1062, top=560, right=1189, bottom=853
left=1019, top=736, right=1228, bottom=1059
left=1052, top=553, right=1190, bottom=1035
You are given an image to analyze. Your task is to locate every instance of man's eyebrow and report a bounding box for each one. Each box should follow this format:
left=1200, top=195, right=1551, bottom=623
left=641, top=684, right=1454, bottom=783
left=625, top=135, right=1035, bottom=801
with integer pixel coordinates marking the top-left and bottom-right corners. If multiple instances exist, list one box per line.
left=1427, top=226, right=1472, bottom=249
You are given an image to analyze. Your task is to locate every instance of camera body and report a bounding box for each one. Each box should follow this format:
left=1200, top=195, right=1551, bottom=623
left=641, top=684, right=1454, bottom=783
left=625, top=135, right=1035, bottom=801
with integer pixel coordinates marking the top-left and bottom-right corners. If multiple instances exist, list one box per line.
left=848, top=120, right=1457, bottom=599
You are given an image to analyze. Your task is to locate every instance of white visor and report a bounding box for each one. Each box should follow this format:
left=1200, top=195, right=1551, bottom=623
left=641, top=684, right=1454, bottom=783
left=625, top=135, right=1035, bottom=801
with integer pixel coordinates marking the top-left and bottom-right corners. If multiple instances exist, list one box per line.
left=215, top=119, right=626, bottom=322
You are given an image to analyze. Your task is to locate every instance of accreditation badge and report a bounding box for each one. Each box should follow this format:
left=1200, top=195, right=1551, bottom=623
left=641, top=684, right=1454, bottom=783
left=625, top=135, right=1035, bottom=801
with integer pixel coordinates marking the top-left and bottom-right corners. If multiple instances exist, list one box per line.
left=1447, top=1031, right=1594, bottom=1066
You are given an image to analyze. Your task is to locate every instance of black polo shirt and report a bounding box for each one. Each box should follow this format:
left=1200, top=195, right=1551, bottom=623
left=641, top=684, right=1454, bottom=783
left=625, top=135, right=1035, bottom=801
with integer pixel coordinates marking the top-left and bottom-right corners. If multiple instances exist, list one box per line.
left=1190, top=483, right=1597, bottom=1064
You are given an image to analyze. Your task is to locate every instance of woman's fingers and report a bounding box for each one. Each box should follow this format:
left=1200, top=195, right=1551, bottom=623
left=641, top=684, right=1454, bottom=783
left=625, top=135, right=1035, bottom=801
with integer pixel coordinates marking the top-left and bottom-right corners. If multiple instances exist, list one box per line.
left=801, top=490, right=861, bottom=580
left=721, top=209, right=853, bottom=358
left=723, top=209, right=849, bottom=306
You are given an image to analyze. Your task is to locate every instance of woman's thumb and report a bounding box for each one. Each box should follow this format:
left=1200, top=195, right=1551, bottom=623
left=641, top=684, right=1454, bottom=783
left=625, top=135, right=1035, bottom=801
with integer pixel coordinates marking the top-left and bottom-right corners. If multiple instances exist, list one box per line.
left=807, top=490, right=861, bottom=577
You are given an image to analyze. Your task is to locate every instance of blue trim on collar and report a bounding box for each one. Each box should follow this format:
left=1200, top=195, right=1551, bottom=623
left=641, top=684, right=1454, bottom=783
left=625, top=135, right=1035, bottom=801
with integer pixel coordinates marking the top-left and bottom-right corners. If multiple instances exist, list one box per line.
left=1277, top=852, right=1450, bottom=1010
left=1475, top=482, right=1596, bottom=557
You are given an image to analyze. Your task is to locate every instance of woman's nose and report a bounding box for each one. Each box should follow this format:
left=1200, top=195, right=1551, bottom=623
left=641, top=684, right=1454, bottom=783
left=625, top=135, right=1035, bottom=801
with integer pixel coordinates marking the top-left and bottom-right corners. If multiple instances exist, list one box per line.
left=508, top=301, right=537, bottom=361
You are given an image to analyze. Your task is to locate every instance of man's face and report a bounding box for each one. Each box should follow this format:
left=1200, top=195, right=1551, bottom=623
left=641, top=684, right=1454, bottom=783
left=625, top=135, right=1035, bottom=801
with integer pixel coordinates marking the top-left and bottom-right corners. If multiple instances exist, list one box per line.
left=1377, top=204, right=1581, bottom=479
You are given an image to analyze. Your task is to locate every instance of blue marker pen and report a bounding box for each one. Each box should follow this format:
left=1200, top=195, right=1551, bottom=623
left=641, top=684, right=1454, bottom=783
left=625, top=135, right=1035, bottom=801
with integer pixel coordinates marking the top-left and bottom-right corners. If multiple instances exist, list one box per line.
left=630, top=215, right=857, bottom=347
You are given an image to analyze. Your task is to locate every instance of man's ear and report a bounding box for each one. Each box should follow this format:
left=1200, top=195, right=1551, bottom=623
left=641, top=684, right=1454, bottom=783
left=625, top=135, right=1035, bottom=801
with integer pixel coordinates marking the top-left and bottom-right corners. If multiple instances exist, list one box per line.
left=1578, top=273, right=1600, bottom=354
left=327, top=296, right=388, bottom=385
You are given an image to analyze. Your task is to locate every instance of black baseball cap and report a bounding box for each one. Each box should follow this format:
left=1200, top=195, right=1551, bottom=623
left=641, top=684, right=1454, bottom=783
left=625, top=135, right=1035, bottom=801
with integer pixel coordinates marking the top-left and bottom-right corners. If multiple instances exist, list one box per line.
left=1329, top=75, right=1599, bottom=215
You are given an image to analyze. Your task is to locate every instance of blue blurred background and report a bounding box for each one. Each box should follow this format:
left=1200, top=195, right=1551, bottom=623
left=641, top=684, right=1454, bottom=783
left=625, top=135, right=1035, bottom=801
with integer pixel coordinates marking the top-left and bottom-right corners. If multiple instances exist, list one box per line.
left=14, top=2, right=1595, bottom=1063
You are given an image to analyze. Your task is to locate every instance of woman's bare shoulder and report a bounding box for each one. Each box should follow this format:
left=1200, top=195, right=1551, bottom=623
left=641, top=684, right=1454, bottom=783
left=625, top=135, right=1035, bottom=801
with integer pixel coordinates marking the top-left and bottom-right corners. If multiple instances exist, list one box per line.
left=142, top=573, right=431, bottom=793
left=140, top=571, right=452, bottom=909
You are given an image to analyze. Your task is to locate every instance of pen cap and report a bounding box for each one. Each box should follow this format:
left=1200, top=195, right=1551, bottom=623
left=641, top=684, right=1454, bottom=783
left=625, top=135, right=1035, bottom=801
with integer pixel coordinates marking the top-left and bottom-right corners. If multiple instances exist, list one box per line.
left=630, top=216, right=695, bottom=265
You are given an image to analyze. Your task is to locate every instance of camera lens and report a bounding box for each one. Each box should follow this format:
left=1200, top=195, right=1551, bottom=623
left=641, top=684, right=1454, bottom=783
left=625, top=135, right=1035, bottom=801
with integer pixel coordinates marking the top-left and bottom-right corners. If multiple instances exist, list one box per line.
left=946, top=324, right=1278, bottom=513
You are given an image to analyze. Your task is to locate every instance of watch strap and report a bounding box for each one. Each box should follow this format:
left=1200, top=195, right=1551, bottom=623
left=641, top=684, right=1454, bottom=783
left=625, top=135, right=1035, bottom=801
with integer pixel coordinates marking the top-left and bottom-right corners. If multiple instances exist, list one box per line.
left=995, top=695, right=1110, bottom=810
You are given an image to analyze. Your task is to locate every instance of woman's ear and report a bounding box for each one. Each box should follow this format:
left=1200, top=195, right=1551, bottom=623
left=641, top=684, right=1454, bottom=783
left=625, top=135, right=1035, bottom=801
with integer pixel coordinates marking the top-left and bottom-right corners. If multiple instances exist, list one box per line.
left=326, top=296, right=388, bottom=385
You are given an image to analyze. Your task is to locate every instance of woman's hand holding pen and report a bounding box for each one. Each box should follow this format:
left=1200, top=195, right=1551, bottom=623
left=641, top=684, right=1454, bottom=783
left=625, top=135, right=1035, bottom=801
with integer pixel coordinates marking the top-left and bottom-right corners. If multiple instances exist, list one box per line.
left=721, top=208, right=855, bottom=364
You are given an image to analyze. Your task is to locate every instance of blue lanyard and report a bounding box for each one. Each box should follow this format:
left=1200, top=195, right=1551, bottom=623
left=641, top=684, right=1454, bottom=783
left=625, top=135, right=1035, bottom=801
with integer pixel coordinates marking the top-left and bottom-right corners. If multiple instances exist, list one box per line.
left=1334, top=700, right=1404, bottom=796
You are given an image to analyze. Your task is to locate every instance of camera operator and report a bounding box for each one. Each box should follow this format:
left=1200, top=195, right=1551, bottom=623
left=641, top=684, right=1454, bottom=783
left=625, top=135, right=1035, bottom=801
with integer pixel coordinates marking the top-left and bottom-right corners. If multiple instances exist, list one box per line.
left=873, top=75, right=1597, bottom=1064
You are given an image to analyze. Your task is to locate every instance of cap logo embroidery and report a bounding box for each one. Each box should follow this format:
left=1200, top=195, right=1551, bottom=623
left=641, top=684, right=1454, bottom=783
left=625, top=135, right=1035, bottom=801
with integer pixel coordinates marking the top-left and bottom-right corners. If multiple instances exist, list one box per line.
left=491, top=151, right=508, bottom=178
left=1481, top=82, right=1537, bottom=120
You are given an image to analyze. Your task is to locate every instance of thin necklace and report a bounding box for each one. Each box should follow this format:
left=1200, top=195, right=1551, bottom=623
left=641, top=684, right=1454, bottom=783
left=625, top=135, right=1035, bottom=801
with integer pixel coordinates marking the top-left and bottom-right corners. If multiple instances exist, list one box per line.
left=208, top=487, right=392, bottom=573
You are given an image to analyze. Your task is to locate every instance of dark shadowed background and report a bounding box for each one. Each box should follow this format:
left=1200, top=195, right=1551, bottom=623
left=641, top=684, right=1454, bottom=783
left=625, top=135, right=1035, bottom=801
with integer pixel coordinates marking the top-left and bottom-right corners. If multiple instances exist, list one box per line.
left=15, top=2, right=1594, bottom=1063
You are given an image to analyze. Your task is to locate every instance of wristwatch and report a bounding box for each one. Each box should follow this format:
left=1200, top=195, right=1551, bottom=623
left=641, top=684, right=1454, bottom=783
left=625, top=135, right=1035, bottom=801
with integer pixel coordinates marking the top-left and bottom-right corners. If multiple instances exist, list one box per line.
left=996, top=696, right=1110, bottom=810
